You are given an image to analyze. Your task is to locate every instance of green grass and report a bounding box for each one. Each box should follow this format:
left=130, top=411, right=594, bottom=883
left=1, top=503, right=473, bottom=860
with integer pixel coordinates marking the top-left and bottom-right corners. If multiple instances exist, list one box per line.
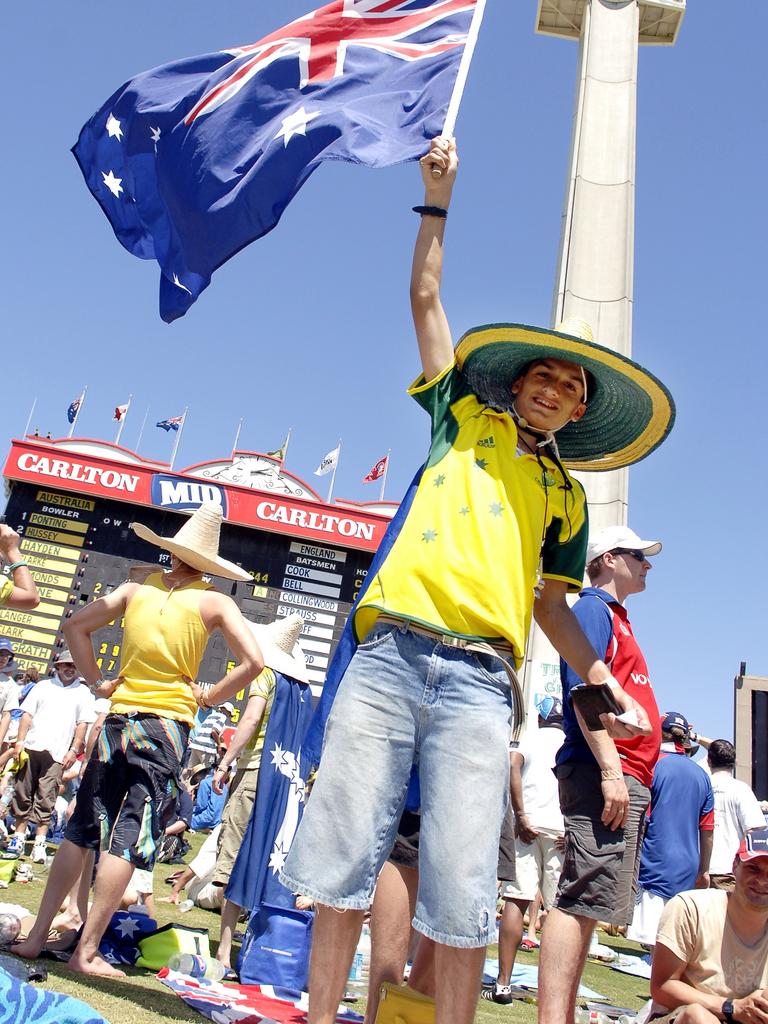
left=4, top=837, right=652, bottom=1023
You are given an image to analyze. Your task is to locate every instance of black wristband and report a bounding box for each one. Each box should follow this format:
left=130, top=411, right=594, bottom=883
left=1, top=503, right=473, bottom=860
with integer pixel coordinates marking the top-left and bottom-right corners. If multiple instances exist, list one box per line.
left=413, top=205, right=448, bottom=219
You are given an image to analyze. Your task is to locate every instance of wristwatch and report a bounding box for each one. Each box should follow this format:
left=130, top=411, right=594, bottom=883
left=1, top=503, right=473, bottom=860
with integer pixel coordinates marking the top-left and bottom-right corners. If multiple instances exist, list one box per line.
left=722, top=999, right=735, bottom=1023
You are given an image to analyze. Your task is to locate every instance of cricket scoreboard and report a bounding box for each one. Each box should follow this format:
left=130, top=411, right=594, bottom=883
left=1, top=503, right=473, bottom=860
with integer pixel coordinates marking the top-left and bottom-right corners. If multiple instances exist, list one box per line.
left=0, top=438, right=395, bottom=691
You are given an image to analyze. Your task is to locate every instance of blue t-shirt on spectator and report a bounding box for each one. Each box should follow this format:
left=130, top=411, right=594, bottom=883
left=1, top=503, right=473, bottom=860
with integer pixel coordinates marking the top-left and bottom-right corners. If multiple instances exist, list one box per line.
left=191, top=770, right=228, bottom=832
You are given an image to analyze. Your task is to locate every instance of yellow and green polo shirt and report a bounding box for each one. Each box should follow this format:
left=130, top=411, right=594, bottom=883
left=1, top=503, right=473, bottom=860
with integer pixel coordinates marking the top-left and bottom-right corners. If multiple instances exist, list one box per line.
left=354, top=362, right=588, bottom=667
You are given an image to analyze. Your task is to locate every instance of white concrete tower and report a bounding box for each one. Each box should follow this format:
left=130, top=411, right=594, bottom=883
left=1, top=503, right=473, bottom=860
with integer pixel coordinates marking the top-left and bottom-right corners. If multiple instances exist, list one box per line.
left=520, top=0, right=685, bottom=711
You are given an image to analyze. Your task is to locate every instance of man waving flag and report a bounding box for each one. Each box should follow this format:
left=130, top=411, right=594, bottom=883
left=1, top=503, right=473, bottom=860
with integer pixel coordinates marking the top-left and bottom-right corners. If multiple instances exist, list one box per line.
left=73, top=0, right=485, bottom=322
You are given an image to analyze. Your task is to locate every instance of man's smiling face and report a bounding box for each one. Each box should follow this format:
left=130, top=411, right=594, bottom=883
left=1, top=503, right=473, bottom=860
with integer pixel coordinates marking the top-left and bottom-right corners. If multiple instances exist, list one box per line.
left=510, top=358, right=588, bottom=433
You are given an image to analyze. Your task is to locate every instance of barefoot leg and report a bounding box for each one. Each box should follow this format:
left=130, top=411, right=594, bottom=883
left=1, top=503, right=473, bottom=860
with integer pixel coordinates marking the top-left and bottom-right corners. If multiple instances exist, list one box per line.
left=13, top=840, right=88, bottom=959
left=68, top=852, right=133, bottom=975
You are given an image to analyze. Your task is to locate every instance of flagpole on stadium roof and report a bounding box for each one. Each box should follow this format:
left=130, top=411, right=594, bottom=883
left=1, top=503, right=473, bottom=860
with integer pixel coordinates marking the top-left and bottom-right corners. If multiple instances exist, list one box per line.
left=135, top=406, right=149, bottom=452
left=379, top=449, right=391, bottom=503
left=67, top=385, right=88, bottom=439
left=23, top=398, right=37, bottom=439
left=326, top=438, right=341, bottom=505
left=231, top=418, right=244, bottom=458
left=170, top=407, right=188, bottom=471
left=115, top=395, right=133, bottom=446
left=441, top=0, right=487, bottom=138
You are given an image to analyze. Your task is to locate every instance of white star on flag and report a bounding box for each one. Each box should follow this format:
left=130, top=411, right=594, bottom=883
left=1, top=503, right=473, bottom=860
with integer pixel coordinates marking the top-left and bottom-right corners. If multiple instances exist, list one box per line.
left=275, top=107, right=321, bottom=147
left=172, top=274, right=192, bottom=295
left=115, top=915, right=140, bottom=939
left=268, top=841, right=290, bottom=874
left=106, top=114, right=123, bottom=140
left=150, top=126, right=161, bottom=143
left=102, top=170, right=123, bottom=198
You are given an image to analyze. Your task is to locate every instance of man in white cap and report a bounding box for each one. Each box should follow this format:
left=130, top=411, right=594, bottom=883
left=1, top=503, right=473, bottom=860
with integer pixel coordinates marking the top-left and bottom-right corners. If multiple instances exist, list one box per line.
left=539, top=525, right=664, bottom=1024
left=7, top=649, right=94, bottom=863
left=208, top=613, right=308, bottom=973
left=650, top=827, right=768, bottom=1024
left=280, top=138, right=674, bottom=1024
left=13, top=502, right=264, bottom=977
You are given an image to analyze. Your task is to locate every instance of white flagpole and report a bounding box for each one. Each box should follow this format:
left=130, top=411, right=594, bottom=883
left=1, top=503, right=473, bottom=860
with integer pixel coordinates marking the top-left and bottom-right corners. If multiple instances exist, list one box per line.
left=231, top=418, right=244, bottom=457
left=441, top=0, right=487, bottom=138
left=170, top=407, right=188, bottom=471
left=23, top=398, right=37, bottom=439
left=115, top=394, right=132, bottom=446
left=67, top=385, right=88, bottom=439
left=326, top=439, right=341, bottom=505
left=379, top=449, right=391, bottom=503
left=135, top=407, right=149, bottom=452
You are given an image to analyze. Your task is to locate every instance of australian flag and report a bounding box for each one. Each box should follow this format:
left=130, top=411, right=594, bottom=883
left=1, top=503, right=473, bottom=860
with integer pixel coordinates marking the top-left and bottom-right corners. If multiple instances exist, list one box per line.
left=156, top=416, right=183, bottom=432
left=67, top=395, right=83, bottom=424
left=72, top=0, right=482, bottom=322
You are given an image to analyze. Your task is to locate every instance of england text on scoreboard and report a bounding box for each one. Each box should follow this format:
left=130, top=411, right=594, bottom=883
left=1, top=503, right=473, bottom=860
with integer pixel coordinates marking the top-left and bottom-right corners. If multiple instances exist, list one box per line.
left=0, top=438, right=397, bottom=690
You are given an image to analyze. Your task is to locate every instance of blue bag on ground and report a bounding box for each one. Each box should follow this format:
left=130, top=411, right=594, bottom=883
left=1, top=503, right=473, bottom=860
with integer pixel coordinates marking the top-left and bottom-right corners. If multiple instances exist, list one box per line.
left=237, top=903, right=314, bottom=991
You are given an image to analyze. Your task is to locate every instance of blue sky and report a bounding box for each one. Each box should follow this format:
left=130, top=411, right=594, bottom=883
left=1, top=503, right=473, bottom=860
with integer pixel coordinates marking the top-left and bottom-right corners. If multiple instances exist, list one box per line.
left=2, top=2, right=766, bottom=740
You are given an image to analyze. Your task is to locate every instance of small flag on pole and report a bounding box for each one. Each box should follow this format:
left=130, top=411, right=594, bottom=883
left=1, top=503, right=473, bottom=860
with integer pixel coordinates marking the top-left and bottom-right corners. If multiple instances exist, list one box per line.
left=114, top=403, right=129, bottom=422
left=267, top=430, right=291, bottom=463
left=156, top=415, right=183, bottom=432
left=314, top=445, right=340, bottom=477
left=363, top=455, right=389, bottom=484
left=67, top=394, right=84, bottom=424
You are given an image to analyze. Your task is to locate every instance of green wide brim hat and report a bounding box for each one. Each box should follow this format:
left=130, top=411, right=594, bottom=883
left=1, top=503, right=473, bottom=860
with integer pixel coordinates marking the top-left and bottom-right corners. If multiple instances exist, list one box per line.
left=455, top=321, right=675, bottom=472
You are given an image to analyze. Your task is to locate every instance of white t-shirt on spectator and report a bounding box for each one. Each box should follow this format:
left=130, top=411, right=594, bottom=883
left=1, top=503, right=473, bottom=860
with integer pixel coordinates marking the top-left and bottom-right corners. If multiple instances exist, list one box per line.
left=21, top=676, right=96, bottom=763
left=514, top=724, right=565, bottom=836
left=709, top=769, right=765, bottom=873
left=0, top=677, right=19, bottom=715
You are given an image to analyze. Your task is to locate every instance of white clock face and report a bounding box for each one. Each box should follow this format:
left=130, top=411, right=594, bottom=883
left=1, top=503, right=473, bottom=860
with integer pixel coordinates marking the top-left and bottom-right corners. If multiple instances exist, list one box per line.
left=192, top=456, right=316, bottom=500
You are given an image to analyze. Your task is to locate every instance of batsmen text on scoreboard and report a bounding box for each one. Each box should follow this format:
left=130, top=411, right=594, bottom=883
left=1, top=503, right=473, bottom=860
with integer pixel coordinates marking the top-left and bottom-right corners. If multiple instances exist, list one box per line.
left=1, top=438, right=395, bottom=690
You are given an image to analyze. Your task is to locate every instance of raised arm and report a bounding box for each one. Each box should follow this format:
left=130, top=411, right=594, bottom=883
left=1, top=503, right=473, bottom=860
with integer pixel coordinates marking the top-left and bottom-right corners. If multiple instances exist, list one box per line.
left=0, top=525, right=39, bottom=610
left=410, top=137, right=459, bottom=382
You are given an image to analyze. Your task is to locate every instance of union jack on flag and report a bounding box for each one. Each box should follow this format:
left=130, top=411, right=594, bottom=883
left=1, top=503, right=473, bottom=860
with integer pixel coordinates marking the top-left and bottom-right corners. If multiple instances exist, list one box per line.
left=67, top=394, right=83, bottom=424
left=73, top=0, right=484, bottom=322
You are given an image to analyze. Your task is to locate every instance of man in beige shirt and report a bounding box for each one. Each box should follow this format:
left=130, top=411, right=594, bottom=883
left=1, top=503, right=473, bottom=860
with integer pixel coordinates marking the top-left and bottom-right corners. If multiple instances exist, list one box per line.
left=650, top=827, right=768, bottom=1024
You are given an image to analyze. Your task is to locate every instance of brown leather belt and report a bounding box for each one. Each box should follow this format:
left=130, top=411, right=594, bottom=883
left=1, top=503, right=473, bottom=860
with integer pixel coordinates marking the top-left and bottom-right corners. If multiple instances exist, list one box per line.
left=376, top=615, right=525, bottom=740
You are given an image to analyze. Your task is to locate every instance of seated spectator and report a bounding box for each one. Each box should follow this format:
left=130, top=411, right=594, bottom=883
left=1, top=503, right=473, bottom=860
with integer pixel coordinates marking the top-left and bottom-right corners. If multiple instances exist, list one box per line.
left=185, top=702, right=234, bottom=775
left=650, top=827, right=768, bottom=1024
left=162, top=825, right=223, bottom=911
left=191, top=765, right=228, bottom=833
left=707, top=740, right=765, bottom=891
left=121, top=868, right=156, bottom=917
left=156, top=782, right=195, bottom=864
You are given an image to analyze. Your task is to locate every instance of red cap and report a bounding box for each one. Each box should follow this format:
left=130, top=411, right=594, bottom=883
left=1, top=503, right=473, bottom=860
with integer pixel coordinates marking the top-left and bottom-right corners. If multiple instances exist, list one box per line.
left=737, top=828, right=768, bottom=862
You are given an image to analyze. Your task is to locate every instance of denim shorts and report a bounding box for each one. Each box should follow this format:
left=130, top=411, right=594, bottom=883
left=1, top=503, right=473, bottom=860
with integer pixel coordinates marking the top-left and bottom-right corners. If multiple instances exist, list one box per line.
left=280, top=621, right=513, bottom=948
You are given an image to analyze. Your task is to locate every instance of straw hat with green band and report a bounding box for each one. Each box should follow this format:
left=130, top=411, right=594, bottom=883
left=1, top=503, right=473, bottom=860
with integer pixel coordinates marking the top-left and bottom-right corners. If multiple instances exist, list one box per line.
left=454, top=319, right=675, bottom=472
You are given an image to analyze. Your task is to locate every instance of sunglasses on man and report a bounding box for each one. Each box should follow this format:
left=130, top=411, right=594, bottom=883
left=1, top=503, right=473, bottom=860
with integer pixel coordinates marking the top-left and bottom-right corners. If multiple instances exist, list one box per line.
left=610, top=548, right=647, bottom=563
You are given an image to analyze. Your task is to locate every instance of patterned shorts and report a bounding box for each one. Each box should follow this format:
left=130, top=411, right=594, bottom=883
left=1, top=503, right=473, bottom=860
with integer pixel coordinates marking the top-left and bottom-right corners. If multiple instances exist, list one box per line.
left=66, top=713, right=190, bottom=870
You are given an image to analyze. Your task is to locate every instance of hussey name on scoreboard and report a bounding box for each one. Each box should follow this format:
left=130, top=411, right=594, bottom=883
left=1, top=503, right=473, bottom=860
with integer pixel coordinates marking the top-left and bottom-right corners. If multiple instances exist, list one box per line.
left=17, top=454, right=139, bottom=493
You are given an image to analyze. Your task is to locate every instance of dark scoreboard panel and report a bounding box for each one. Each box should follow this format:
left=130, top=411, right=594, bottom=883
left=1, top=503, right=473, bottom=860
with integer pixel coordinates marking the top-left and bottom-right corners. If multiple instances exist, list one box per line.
left=1, top=482, right=372, bottom=688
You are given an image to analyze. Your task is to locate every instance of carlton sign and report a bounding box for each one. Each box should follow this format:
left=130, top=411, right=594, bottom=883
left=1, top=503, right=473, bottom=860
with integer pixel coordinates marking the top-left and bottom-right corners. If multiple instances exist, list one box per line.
left=15, top=453, right=141, bottom=494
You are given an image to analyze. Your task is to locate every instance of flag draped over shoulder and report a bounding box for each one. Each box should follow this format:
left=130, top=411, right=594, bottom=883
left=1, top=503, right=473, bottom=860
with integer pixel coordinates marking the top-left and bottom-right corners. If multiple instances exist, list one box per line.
left=301, top=465, right=424, bottom=770
left=226, top=673, right=314, bottom=912
left=72, top=0, right=481, bottom=322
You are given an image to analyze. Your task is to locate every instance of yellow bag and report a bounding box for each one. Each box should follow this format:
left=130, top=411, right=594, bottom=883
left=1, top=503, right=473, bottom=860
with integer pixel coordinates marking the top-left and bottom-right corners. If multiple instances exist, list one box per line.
left=374, top=983, right=435, bottom=1024
left=136, top=923, right=210, bottom=971
left=0, top=859, right=16, bottom=884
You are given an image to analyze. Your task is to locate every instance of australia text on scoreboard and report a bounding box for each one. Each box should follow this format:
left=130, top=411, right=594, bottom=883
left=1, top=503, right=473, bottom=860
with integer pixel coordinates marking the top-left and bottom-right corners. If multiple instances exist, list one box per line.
left=1, top=437, right=397, bottom=691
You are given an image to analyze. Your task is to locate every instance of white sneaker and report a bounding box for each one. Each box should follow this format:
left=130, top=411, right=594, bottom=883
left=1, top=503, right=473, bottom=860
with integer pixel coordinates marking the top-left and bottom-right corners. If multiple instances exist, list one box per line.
left=31, top=842, right=47, bottom=864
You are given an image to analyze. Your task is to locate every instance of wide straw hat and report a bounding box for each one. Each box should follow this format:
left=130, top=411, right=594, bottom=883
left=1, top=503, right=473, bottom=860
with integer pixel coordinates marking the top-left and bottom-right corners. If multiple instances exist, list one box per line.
left=454, top=318, right=675, bottom=471
left=248, top=614, right=309, bottom=684
left=131, top=501, right=251, bottom=582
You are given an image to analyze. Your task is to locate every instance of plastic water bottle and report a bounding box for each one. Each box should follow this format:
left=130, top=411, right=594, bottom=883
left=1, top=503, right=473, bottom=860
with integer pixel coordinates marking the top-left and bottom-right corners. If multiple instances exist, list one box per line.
left=168, top=953, right=226, bottom=981
left=179, top=899, right=195, bottom=913
left=347, top=925, right=371, bottom=990
left=575, top=1010, right=610, bottom=1024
